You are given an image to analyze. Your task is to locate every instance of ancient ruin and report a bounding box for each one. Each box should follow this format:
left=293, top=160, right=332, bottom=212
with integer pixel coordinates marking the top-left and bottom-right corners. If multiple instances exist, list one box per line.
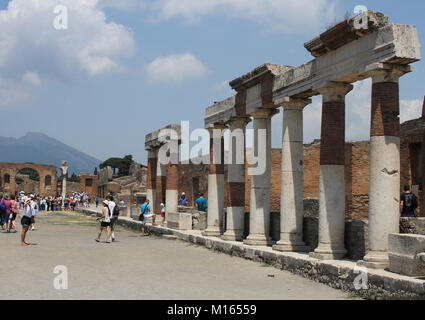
left=144, top=11, right=422, bottom=271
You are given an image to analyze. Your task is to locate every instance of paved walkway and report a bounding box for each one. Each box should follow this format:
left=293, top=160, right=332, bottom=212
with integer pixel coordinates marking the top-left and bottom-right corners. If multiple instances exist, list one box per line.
left=0, top=211, right=351, bottom=300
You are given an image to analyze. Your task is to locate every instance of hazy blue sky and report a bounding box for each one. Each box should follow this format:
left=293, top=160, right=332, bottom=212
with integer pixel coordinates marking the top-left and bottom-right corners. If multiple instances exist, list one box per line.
left=0, top=0, right=423, bottom=165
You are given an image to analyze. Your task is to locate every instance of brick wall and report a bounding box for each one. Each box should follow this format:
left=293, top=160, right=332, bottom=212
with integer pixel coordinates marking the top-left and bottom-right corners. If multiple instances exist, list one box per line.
left=177, top=127, right=421, bottom=220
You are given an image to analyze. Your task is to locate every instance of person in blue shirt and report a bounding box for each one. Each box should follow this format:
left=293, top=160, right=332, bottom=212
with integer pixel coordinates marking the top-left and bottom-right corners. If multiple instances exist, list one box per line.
left=195, top=193, right=208, bottom=212
left=140, top=199, right=155, bottom=236
left=179, top=192, right=188, bottom=206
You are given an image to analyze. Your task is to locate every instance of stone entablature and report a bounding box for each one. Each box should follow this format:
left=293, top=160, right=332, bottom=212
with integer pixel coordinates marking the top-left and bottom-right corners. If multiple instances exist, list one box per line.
left=145, top=124, right=182, bottom=151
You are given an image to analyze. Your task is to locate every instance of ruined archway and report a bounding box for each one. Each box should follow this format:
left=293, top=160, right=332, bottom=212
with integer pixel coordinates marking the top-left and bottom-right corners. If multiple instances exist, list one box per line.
left=0, top=163, right=57, bottom=196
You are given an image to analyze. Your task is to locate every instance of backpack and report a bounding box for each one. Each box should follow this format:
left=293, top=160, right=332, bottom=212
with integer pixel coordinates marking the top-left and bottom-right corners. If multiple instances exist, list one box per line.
left=113, top=205, right=120, bottom=217
left=0, top=200, right=6, bottom=213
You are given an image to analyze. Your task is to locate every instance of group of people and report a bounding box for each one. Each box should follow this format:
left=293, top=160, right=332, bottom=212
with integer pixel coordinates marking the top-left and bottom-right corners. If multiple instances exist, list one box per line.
left=16, top=192, right=91, bottom=212
left=178, top=192, right=208, bottom=212
left=0, top=192, right=39, bottom=246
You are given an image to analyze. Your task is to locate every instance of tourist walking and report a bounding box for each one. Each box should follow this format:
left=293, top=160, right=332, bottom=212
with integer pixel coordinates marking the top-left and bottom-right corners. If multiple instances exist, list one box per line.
left=95, top=195, right=99, bottom=208
left=400, top=185, right=418, bottom=217
left=108, top=197, right=118, bottom=242
left=21, top=198, right=36, bottom=246
left=140, top=199, right=155, bottom=236
left=95, top=200, right=112, bottom=243
left=0, top=194, right=12, bottom=231
left=7, top=195, right=19, bottom=233
left=195, top=193, right=208, bottom=212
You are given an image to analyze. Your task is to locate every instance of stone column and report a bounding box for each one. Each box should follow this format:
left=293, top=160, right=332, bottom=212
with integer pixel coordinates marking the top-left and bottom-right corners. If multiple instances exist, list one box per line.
left=146, top=149, right=158, bottom=213
left=202, top=124, right=225, bottom=237
left=60, top=161, right=68, bottom=200
left=155, top=150, right=167, bottom=216
left=244, top=109, right=278, bottom=246
left=274, top=98, right=311, bottom=252
left=222, top=118, right=250, bottom=241
left=310, top=82, right=353, bottom=260
left=360, top=68, right=404, bottom=269
left=166, top=140, right=179, bottom=216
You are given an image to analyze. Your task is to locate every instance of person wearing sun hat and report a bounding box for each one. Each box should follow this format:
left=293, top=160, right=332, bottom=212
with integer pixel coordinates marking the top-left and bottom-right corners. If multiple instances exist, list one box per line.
left=20, top=198, right=35, bottom=246
left=95, top=200, right=112, bottom=243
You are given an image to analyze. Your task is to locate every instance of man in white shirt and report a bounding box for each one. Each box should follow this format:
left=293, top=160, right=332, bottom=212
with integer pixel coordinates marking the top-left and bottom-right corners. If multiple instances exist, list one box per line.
left=107, top=197, right=117, bottom=242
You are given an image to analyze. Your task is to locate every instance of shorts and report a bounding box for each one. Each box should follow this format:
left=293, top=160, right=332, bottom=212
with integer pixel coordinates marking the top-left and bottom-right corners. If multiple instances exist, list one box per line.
left=1, top=213, right=10, bottom=225
left=21, top=216, right=32, bottom=227
left=110, top=216, right=118, bottom=229
left=100, top=221, right=111, bottom=228
left=161, top=211, right=165, bottom=217
left=141, top=214, right=153, bottom=225
left=10, top=213, right=17, bottom=221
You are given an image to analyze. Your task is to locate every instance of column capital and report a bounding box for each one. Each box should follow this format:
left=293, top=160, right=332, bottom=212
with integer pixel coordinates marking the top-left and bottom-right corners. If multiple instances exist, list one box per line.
left=206, top=123, right=227, bottom=132
left=317, top=82, right=353, bottom=103
left=251, top=108, right=279, bottom=119
left=227, top=117, right=251, bottom=129
left=370, top=65, right=411, bottom=84
left=281, top=97, right=312, bottom=111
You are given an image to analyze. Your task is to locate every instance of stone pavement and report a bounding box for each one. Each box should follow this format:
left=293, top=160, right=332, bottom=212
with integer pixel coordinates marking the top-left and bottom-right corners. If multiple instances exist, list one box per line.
left=0, top=211, right=350, bottom=300
left=79, top=206, right=425, bottom=300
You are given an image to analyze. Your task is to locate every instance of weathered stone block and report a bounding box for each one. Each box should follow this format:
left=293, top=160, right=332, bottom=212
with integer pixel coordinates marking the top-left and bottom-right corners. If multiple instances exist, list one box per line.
left=167, top=211, right=192, bottom=230
left=388, top=233, right=425, bottom=277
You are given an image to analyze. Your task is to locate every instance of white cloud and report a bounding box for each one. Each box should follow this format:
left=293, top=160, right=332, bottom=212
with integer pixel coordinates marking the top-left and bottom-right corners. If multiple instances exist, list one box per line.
left=0, top=76, right=30, bottom=107
left=22, top=72, right=41, bottom=86
left=146, top=53, right=208, bottom=84
left=0, top=0, right=134, bottom=106
left=400, top=99, right=423, bottom=123
left=102, top=0, right=337, bottom=34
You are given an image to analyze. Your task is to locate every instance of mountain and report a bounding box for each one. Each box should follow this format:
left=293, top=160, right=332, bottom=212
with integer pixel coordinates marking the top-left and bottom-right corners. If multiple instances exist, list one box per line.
left=0, top=132, right=101, bottom=175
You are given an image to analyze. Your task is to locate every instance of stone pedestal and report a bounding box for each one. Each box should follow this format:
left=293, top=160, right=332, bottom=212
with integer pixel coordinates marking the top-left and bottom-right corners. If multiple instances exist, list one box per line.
left=222, top=118, right=250, bottom=242
left=244, top=110, right=277, bottom=246
left=203, top=124, right=225, bottom=237
left=60, top=161, right=68, bottom=201
left=310, top=82, right=352, bottom=260
left=359, top=68, right=404, bottom=269
left=274, top=98, right=311, bottom=252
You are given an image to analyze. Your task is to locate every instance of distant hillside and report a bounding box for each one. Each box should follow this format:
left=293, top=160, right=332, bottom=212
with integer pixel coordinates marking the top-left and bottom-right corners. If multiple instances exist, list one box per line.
left=0, top=132, right=101, bottom=175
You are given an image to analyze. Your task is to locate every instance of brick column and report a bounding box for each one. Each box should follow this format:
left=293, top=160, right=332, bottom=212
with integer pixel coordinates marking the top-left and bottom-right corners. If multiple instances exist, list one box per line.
left=166, top=140, right=179, bottom=216
left=202, top=124, right=225, bottom=237
left=244, top=109, right=278, bottom=246
left=273, top=98, right=311, bottom=252
left=222, top=118, right=250, bottom=241
left=360, top=68, right=404, bottom=269
left=146, top=149, right=158, bottom=213
left=155, top=150, right=167, bottom=216
left=310, top=82, right=353, bottom=260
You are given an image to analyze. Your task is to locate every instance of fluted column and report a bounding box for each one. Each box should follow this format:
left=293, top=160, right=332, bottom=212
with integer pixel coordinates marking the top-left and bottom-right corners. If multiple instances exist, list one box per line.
left=222, top=117, right=250, bottom=241
left=146, top=149, right=158, bottom=213
left=273, top=98, right=311, bottom=252
left=244, top=109, right=278, bottom=246
left=202, top=124, right=225, bottom=237
left=360, top=67, right=405, bottom=269
left=310, top=82, right=353, bottom=260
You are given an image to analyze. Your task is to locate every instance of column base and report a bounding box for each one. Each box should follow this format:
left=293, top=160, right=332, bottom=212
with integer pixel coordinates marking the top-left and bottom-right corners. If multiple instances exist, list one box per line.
left=202, top=227, right=221, bottom=237
left=309, top=245, right=347, bottom=260
left=273, top=241, right=310, bottom=253
left=243, top=234, right=274, bottom=246
left=357, top=251, right=389, bottom=269
left=221, top=230, right=244, bottom=242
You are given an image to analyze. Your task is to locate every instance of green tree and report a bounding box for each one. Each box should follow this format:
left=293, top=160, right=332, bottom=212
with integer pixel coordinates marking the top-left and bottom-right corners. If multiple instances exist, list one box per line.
left=93, top=167, right=98, bottom=175
left=99, top=155, right=134, bottom=177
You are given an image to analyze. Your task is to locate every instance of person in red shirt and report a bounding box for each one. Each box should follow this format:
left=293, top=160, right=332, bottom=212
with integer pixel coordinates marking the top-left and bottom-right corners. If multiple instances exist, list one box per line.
left=7, top=195, right=19, bottom=233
